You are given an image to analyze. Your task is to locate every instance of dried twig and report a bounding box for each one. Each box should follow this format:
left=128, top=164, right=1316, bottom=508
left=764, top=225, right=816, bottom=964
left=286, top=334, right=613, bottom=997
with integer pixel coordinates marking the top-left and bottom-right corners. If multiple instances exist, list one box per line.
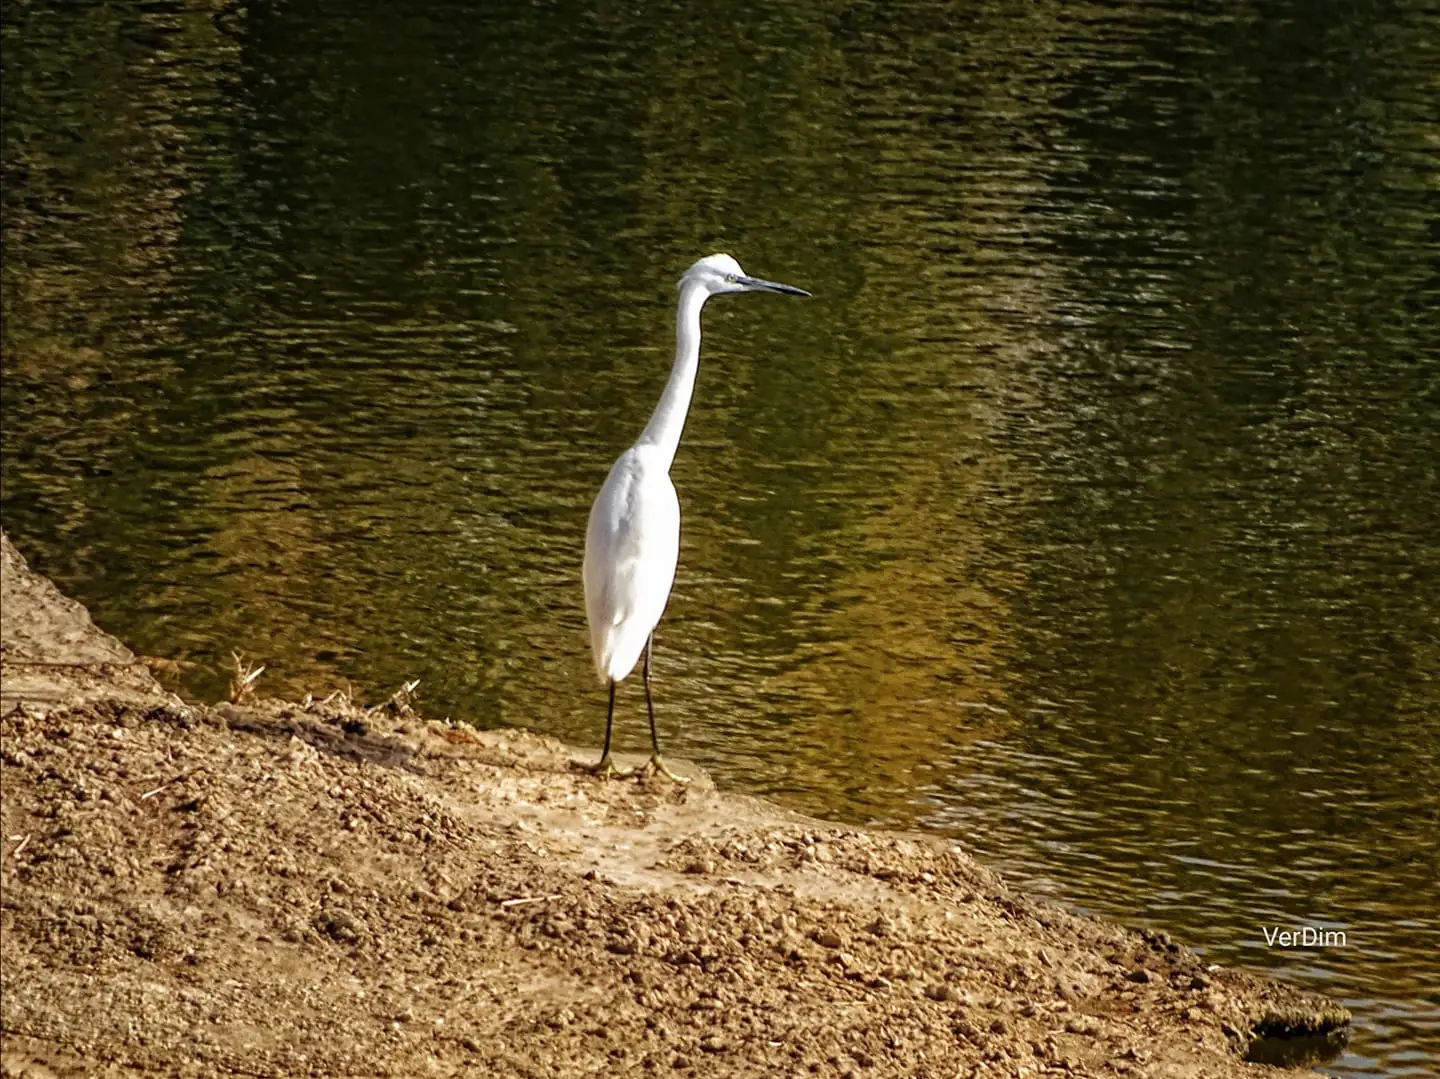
left=137, top=770, right=197, bottom=801
left=10, top=833, right=31, bottom=859
left=367, top=678, right=422, bottom=718
left=228, top=651, right=265, bottom=704
left=499, top=894, right=561, bottom=909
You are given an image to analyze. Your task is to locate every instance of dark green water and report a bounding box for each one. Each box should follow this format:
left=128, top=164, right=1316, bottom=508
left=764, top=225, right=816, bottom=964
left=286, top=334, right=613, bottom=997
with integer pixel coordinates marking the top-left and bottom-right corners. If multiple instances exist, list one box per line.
left=3, top=1, right=1437, bottom=1072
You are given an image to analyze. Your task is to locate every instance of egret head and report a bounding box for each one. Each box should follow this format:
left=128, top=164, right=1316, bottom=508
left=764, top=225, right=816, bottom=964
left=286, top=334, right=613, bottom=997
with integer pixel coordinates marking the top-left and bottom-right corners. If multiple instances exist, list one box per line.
left=680, top=253, right=810, bottom=298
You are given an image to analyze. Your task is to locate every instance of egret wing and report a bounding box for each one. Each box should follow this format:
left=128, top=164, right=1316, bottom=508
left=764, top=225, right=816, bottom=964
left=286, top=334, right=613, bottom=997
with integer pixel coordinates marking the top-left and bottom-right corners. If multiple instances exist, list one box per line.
left=583, top=448, right=680, bottom=682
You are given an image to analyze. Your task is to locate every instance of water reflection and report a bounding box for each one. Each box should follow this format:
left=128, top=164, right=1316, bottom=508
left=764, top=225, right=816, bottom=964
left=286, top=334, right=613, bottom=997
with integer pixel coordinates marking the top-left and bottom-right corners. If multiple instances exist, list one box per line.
left=3, top=0, right=1437, bottom=1073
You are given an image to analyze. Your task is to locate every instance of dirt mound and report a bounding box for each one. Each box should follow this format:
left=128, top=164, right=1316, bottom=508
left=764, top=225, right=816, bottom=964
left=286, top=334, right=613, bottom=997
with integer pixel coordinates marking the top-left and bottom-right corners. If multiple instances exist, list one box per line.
left=0, top=532, right=1347, bottom=1077
left=0, top=532, right=168, bottom=714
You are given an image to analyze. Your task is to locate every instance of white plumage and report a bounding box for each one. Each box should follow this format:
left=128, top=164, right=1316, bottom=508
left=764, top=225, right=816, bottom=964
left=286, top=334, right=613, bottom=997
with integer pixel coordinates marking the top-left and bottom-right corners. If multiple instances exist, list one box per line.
left=582, top=253, right=809, bottom=778
left=584, top=443, right=680, bottom=683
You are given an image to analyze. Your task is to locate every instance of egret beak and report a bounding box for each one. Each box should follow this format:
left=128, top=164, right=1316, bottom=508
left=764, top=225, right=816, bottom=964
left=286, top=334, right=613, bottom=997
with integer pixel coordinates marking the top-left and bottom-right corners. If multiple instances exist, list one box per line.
left=738, top=275, right=810, bottom=297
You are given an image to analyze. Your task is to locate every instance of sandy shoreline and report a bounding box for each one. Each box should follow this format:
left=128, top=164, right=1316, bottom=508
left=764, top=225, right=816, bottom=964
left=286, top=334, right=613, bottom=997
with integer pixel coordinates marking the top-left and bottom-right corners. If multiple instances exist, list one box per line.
left=0, top=530, right=1348, bottom=1077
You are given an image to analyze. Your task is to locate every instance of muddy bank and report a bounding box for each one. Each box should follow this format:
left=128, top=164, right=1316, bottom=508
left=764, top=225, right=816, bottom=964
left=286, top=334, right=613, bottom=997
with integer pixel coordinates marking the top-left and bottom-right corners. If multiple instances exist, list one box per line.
left=0, top=531, right=1348, bottom=1077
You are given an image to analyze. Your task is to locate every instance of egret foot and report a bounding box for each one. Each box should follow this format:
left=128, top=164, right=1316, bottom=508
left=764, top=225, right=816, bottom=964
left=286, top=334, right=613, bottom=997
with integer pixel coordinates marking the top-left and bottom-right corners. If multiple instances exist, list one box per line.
left=590, top=754, right=632, bottom=780
left=640, top=755, right=690, bottom=784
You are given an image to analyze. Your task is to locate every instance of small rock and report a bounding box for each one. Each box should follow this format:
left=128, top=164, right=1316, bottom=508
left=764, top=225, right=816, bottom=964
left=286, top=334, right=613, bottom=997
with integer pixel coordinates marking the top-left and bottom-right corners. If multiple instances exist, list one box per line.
left=315, top=912, right=361, bottom=944
left=1125, top=969, right=1151, bottom=984
left=925, top=983, right=953, bottom=1002
left=700, top=1035, right=727, bottom=1053
left=952, top=1018, right=981, bottom=1044
left=814, top=929, right=844, bottom=950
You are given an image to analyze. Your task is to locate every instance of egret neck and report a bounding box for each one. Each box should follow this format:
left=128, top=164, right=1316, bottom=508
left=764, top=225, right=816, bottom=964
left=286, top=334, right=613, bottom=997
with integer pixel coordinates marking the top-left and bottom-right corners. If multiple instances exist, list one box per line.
left=636, top=279, right=709, bottom=473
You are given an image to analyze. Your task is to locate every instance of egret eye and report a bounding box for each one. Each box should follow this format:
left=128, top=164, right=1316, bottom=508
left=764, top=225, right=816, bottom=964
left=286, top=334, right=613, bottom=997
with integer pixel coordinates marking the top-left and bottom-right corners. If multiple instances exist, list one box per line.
left=725, top=273, right=738, bottom=283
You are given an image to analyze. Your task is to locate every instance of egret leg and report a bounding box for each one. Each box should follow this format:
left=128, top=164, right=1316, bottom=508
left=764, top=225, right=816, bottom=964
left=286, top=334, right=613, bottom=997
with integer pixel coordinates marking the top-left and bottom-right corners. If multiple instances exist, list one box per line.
left=591, top=680, right=630, bottom=778
left=641, top=634, right=689, bottom=784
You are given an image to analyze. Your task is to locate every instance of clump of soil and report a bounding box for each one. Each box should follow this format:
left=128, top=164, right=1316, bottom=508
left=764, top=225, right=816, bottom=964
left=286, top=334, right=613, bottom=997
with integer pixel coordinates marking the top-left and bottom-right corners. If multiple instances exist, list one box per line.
left=0, top=532, right=1347, bottom=1077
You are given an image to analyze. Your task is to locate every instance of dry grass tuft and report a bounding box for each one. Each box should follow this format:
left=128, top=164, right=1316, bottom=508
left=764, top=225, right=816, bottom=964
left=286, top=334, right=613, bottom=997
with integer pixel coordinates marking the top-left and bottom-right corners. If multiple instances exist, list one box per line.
left=227, top=651, right=265, bottom=704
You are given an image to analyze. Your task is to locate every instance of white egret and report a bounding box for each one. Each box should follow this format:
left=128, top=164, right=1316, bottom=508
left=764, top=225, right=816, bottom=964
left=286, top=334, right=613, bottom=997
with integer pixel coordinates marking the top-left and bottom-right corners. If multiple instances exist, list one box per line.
left=583, top=253, right=809, bottom=780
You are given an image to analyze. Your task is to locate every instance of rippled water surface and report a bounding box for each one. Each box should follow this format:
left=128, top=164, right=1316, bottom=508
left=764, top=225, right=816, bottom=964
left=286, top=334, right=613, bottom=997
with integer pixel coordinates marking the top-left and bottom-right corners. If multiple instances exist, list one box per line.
left=3, top=1, right=1437, bottom=1072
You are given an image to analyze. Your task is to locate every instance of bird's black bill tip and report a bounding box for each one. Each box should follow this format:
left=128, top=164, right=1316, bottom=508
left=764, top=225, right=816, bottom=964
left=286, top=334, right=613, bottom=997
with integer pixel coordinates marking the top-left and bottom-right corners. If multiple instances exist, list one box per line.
left=740, top=275, right=811, bottom=297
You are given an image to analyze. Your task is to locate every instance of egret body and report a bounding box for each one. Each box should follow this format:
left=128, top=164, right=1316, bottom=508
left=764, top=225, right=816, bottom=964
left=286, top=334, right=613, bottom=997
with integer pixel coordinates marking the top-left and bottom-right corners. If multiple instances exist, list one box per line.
left=583, top=253, right=809, bottom=778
